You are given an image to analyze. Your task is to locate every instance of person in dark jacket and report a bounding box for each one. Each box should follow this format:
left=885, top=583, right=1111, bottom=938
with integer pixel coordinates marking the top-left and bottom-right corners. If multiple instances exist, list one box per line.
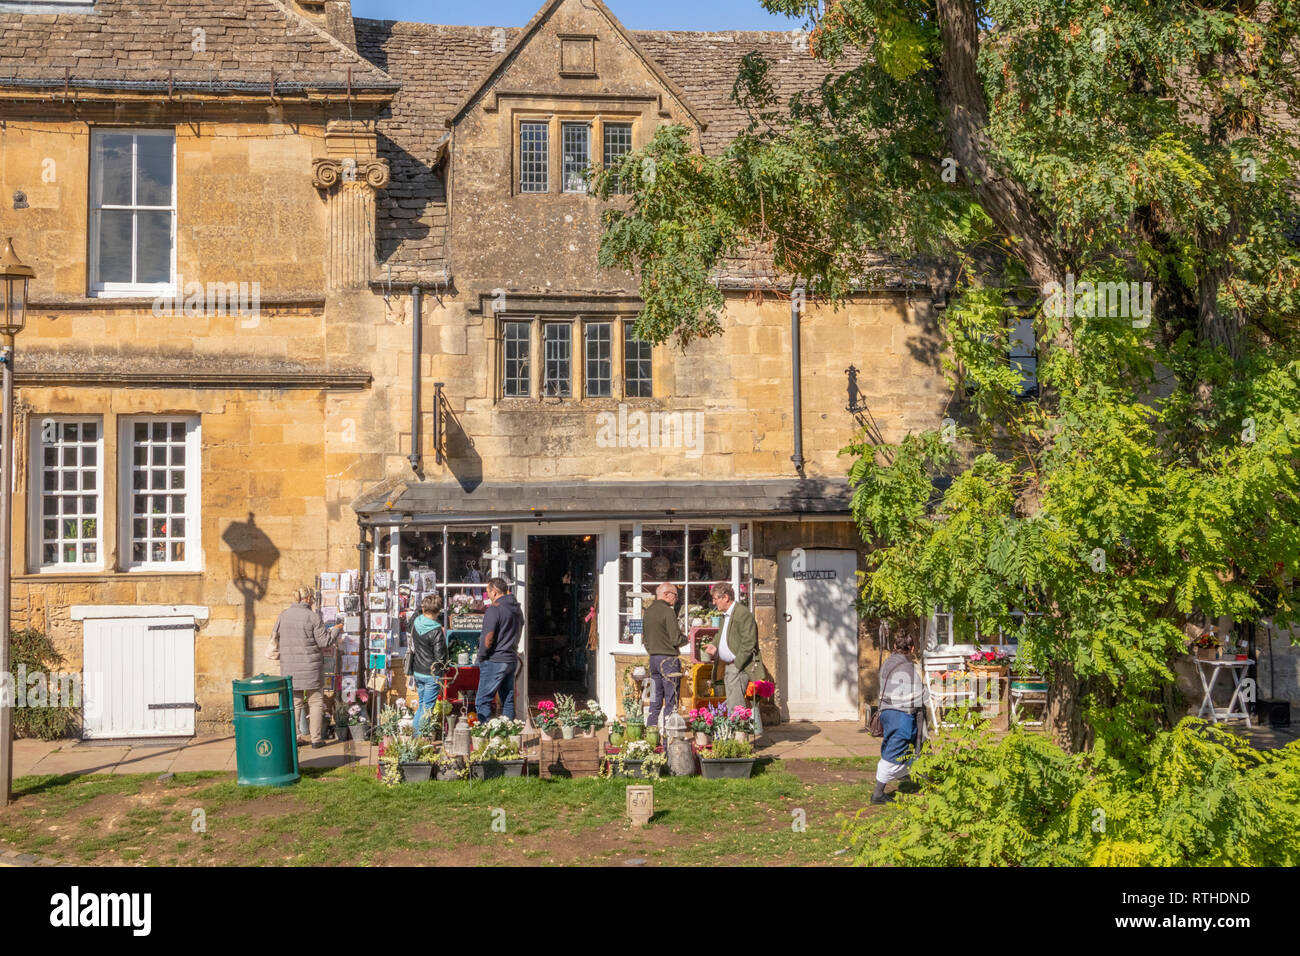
left=476, top=577, right=523, bottom=721
left=643, top=582, right=687, bottom=728
left=411, top=594, right=447, bottom=736
left=872, top=632, right=929, bottom=803
left=273, top=587, right=343, bottom=748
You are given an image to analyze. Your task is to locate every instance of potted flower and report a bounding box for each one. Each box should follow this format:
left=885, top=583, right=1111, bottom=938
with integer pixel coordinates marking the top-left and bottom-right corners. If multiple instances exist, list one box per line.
left=467, top=737, right=526, bottom=779
left=469, top=718, right=491, bottom=751
left=379, top=735, right=435, bottom=784
left=602, top=739, right=666, bottom=779
left=1191, top=631, right=1219, bottom=661
left=534, top=700, right=559, bottom=739
left=686, top=707, right=715, bottom=747
left=687, top=604, right=710, bottom=629
left=699, top=737, right=756, bottom=779
left=345, top=703, right=370, bottom=743
left=555, top=693, right=580, bottom=740
left=727, top=705, right=757, bottom=743
left=645, top=724, right=661, bottom=749
left=608, top=720, right=625, bottom=749
left=578, top=700, right=606, bottom=738
left=968, top=648, right=1011, bottom=676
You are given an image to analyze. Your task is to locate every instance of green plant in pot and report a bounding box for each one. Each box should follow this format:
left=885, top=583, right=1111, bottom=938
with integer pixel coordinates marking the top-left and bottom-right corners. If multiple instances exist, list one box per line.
left=608, top=720, right=625, bottom=748
left=623, top=693, right=645, bottom=741
left=646, top=725, right=661, bottom=748
left=555, top=693, right=579, bottom=740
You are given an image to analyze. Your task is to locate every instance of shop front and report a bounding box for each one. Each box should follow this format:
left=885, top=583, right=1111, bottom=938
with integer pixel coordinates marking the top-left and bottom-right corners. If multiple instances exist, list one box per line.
left=351, top=478, right=856, bottom=720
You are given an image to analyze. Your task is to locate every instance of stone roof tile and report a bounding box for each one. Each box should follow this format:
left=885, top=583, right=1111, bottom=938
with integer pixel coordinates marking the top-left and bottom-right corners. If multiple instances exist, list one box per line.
left=0, top=0, right=396, bottom=93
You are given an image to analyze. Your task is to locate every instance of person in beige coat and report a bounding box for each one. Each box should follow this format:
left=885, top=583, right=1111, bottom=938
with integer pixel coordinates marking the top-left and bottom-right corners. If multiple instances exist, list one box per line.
left=272, top=587, right=342, bottom=748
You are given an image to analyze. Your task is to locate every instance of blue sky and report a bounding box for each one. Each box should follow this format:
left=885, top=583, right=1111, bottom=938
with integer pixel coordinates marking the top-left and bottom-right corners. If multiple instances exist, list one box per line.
left=350, top=0, right=803, bottom=31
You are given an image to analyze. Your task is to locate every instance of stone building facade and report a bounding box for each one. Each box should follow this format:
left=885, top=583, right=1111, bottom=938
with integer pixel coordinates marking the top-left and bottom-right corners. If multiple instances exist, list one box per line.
left=0, top=0, right=971, bottom=737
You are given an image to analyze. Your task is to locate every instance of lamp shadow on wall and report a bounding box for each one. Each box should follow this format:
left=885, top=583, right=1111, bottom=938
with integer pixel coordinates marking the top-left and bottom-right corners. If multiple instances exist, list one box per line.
left=221, top=513, right=282, bottom=678
left=439, top=392, right=482, bottom=493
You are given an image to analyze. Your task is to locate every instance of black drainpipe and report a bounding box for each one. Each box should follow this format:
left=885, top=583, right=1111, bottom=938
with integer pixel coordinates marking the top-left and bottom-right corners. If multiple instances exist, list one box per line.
left=408, top=285, right=423, bottom=474
left=791, top=287, right=806, bottom=477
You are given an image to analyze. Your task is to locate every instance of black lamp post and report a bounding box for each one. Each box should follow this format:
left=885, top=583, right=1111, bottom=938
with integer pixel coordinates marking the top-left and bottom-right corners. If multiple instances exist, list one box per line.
left=1, top=238, right=34, bottom=807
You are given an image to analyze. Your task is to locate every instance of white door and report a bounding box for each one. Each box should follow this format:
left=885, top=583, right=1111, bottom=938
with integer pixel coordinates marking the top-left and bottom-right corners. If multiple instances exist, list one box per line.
left=82, top=616, right=197, bottom=738
left=778, top=549, right=860, bottom=720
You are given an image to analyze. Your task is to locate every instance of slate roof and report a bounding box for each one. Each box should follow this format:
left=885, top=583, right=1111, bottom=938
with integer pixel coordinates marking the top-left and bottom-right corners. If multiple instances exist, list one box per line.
left=353, top=477, right=852, bottom=524
left=352, top=19, right=864, bottom=286
left=0, top=0, right=397, bottom=94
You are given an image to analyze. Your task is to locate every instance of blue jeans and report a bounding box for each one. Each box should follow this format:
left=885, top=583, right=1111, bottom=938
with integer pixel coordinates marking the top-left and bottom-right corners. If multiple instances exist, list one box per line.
left=476, top=658, right=517, bottom=721
left=880, top=708, right=918, bottom=764
left=648, top=654, right=682, bottom=726
left=412, top=673, right=441, bottom=736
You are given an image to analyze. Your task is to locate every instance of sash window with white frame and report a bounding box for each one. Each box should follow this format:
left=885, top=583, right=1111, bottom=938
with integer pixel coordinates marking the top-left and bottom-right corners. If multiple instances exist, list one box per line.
left=31, top=417, right=103, bottom=570
left=90, top=128, right=176, bottom=296
left=120, top=417, right=201, bottom=570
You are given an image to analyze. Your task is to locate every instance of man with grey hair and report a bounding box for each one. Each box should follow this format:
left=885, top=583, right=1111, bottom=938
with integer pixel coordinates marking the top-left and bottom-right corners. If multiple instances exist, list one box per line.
left=273, top=587, right=343, bottom=748
left=705, top=583, right=766, bottom=710
left=642, top=582, right=687, bottom=727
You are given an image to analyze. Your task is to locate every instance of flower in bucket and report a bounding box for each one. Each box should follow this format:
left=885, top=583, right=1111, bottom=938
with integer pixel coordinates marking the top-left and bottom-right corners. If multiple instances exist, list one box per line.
left=969, top=649, right=1010, bottom=666
left=346, top=703, right=366, bottom=726
left=728, top=706, right=756, bottom=734
left=686, top=707, right=715, bottom=734
left=535, top=700, right=559, bottom=733
left=746, top=680, right=775, bottom=700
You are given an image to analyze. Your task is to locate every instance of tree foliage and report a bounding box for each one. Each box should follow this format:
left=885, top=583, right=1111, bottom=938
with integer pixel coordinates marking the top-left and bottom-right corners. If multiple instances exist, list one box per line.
left=843, top=716, right=1300, bottom=866
left=598, top=0, right=1300, bottom=750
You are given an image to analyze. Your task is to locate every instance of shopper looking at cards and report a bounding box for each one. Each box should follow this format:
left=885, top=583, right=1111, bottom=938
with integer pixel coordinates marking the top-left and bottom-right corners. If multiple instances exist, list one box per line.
left=411, top=594, right=447, bottom=735
left=476, top=578, right=523, bottom=721
left=274, top=587, right=344, bottom=748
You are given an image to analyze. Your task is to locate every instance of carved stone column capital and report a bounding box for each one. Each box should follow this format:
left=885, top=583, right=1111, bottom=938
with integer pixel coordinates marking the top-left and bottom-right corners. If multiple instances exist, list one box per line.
left=312, top=157, right=390, bottom=191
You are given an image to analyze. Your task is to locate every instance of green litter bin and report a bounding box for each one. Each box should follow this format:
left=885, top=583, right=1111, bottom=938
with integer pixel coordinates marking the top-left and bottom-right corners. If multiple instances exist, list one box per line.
left=233, top=674, right=301, bottom=787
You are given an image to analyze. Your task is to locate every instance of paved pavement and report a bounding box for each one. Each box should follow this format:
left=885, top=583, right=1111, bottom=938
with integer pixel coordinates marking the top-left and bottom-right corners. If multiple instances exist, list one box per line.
left=11, top=717, right=1291, bottom=781
left=9, top=720, right=882, bottom=778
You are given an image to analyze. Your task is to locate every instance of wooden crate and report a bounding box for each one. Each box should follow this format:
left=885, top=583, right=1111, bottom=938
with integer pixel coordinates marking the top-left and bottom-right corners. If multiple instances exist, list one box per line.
left=538, top=736, right=603, bottom=778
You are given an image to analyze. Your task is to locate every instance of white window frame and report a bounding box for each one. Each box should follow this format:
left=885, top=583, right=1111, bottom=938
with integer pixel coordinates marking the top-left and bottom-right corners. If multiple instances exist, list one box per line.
left=28, top=415, right=105, bottom=573
left=89, top=128, right=177, bottom=298
left=118, top=416, right=202, bottom=572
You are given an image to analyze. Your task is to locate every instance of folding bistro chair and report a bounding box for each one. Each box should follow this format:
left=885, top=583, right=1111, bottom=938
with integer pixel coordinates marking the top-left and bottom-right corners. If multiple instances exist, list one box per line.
left=922, top=652, right=969, bottom=732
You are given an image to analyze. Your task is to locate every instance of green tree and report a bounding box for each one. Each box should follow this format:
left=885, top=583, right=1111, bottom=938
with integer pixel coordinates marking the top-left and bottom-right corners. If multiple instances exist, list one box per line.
left=598, top=0, right=1300, bottom=753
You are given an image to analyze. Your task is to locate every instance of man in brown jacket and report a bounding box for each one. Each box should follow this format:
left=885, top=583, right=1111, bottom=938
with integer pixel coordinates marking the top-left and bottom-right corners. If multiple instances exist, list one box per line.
left=273, top=587, right=342, bottom=748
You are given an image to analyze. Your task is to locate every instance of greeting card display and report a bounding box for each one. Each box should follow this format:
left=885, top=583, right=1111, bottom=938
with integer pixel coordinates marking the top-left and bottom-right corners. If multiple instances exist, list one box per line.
left=319, top=572, right=341, bottom=591
left=319, top=590, right=338, bottom=609
left=373, top=570, right=392, bottom=590
left=341, top=675, right=358, bottom=702
left=343, top=613, right=362, bottom=634
left=370, top=612, right=389, bottom=631
left=368, top=653, right=388, bottom=671
left=341, top=594, right=361, bottom=613
left=366, top=593, right=388, bottom=612
left=320, top=606, right=339, bottom=625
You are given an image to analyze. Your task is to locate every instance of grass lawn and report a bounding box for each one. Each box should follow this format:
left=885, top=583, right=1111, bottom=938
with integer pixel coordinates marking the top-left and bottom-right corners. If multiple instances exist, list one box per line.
left=0, top=758, right=880, bottom=866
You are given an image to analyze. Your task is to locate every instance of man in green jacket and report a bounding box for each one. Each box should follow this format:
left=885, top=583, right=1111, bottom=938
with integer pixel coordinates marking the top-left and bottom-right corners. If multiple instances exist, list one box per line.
left=704, top=583, right=767, bottom=711
left=642, top=582, right=687, bottom=727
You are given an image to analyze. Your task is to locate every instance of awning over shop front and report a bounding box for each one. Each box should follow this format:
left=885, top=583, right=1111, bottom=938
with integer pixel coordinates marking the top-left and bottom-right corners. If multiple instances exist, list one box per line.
left=352, top=477, right=852, bottom=527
